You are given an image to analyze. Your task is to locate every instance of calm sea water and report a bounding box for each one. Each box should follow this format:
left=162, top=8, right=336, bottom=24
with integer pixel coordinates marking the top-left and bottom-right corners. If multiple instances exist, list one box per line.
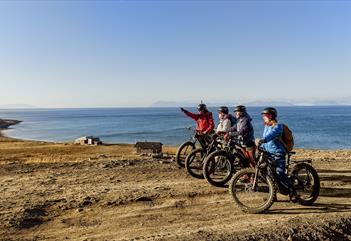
left=1, top=106, right=351, bottom=149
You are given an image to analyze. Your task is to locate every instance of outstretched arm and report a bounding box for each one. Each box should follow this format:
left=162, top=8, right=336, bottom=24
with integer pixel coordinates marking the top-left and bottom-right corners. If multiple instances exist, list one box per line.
left=181, top=108, right=199, bottom=121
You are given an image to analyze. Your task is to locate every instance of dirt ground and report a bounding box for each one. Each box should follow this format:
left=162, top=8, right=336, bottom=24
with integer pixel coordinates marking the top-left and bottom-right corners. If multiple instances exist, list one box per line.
left=0, top=136, right=351, bottom=241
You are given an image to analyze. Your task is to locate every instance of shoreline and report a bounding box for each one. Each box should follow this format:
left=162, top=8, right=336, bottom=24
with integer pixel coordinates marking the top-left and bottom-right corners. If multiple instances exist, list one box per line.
left=1, top=118, right=350, bottom=151
left=0, top=118, right=21, bottom=137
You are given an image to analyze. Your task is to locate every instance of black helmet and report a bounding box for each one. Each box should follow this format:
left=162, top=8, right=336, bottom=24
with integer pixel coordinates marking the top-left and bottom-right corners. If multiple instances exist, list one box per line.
left=197, top=103, right=207, bottom=112
left=261, top=107, right=278, bottom=119
left=234, top=105, right=246, bottom=113
left=217, top=106, right=229, bottom=114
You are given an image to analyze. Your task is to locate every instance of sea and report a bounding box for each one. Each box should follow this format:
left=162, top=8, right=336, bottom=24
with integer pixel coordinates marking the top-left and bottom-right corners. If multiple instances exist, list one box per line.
left=1, top=106, right=351, bottom=149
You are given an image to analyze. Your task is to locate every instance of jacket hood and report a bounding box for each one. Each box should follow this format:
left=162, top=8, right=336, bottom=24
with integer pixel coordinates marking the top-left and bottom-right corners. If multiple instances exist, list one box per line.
left=240, top=112, right=252, bottom=121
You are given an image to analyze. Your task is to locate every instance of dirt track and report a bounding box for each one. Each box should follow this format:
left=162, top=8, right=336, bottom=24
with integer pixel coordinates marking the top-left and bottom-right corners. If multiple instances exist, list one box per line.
left=0, top=137, right=351, bottom=240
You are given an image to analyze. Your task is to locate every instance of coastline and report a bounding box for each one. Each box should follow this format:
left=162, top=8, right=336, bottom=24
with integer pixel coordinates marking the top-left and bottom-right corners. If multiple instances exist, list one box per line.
left=0, top=118, right=350, bottom=152
left=0, top=118, right=21, bottom=138
left=1, top=107, right=351, bottom=150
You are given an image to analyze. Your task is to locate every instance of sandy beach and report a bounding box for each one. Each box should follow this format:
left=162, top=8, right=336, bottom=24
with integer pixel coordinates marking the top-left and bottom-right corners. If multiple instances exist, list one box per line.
left=0, top=120, right=351, bottom=241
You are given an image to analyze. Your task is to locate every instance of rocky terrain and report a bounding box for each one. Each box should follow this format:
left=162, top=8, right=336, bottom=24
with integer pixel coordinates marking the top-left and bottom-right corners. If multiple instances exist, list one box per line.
left=0, top=136, right=350, bottom=240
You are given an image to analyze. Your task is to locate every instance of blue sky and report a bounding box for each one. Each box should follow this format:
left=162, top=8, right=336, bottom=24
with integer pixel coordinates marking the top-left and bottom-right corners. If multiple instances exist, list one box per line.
left=0, top=1, right=350, bottom=107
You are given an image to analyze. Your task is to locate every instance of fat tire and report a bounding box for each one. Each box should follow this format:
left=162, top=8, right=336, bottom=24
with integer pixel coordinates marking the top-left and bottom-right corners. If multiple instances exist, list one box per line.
left=203, top=150, right=234, bottom=187
left=290, top=163, right=320, bottom=206
left=175, top=141, right=195, bottom=168
left=185, top=148, right=205, bottom=179
left=229, top=168, right=276, bottom=214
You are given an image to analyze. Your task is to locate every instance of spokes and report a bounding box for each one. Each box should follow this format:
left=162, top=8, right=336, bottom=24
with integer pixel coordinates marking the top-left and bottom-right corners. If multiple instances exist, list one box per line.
left=231, top=170, right=273, bottom=211
left=207, top=156, right=231, bottom=181
left=292, top=168, right=315, bottom=199
left=181, top=146, right=192, bottom=159
left=187, top=151, right=205, bottom=176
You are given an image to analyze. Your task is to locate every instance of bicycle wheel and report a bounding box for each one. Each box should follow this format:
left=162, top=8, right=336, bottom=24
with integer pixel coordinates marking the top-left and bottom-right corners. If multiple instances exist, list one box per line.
left=290, top=163, right=320, bottom=206
left=229, top=168, right=276, bottom=214
left=185, top=148, right=205, bottom=179
left=175, top=141, right=195, bottom=168
left=203, top=150, right=234, bottom=187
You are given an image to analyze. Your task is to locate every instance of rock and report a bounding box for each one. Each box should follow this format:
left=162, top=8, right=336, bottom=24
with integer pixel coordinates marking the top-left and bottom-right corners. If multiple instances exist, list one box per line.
left=80, top=200, right=92, bottom=207
left=287, top=234, right=293, bottom=241
left=135, top=196, right=153, bottom=202
left=152, top=153, right=163, bottom=158
left=106, top=201, right=116, bottom=206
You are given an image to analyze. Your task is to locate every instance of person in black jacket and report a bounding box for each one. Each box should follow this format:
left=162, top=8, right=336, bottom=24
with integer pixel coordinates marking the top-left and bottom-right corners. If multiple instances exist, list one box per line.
left=226, top=105, right=255, bottom=166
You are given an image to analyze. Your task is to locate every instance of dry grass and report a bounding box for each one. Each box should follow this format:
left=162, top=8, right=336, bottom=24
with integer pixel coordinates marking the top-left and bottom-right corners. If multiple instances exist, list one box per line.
left=0, top=135, right=178, bottom=164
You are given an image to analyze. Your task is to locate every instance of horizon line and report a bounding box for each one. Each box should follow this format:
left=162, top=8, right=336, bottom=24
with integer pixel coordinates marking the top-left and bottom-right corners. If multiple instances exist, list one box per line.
left=1, top=104, right=351, bottom=109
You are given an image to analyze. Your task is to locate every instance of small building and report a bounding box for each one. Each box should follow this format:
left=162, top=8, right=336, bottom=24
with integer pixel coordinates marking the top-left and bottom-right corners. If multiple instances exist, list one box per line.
left=135, top=142, right=163, bottom=154
left=74, top=136, right=102, bottom=145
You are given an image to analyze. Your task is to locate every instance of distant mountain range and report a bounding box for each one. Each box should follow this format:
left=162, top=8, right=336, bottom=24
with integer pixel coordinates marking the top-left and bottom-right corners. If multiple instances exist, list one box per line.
left=0, top=104, right=38, bottom=109
left=1, top=99, right=350, bottom=109
left=151, top=99, right=351, bottom=107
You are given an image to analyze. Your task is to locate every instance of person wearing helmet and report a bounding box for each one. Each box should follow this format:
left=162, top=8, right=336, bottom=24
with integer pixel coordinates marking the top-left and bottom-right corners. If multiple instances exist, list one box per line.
left=226, top=105, right=255, bottom=166
left=256, top=107, right=298, bottom=202
left=216, top=106, right=232, bottom=133
left=180, top=103, right=215, bottom=135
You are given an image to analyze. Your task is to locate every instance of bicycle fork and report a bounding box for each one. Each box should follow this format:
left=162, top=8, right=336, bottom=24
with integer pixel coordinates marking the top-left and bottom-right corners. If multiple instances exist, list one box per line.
left=252, top=152, right=265, bottom=188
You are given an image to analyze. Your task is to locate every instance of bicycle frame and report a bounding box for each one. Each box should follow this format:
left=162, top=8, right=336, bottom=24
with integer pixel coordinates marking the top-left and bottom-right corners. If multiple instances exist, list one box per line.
left=253, top=147, right=314, bottom=194
left=186, top=126, right=213, bottom=150
left=186, top=126, right=198, bottom=144
left=227, top=138, right=252, bottom=165
left=252, top=148, right=284, bottom=193
left=286, top=153, right=312, bottom=174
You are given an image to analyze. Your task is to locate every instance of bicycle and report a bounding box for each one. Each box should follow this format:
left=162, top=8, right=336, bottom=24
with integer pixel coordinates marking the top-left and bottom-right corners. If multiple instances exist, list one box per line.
left=202, top=137, right=250, bottom=187
left=175, top=127, right=210, bottom=168
left=185, top=134, right=224, bottom=179
left=229, top=145, right=320, bottom=214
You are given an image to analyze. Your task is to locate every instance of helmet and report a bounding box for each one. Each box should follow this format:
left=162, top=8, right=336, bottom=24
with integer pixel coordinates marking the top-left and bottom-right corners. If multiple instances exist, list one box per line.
left=261, top=107, right=278, bottom=119
left=234, top=105, right=246, bottom=113
left=197, top=103, right=207, bottom=112
left=217, top=106, right=229, bottom=114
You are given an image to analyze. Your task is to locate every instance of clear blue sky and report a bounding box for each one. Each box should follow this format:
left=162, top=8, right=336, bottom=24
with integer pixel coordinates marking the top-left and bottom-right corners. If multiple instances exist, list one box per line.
left=0, top=1, right=350, bottom=107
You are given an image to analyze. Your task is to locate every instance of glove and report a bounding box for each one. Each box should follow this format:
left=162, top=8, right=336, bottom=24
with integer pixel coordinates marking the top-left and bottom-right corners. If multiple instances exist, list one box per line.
left=196, top=130, right=204, bottom=135
left=180, top=107, right=186, bottom=113
left=255, top=138, right=264, bottom=146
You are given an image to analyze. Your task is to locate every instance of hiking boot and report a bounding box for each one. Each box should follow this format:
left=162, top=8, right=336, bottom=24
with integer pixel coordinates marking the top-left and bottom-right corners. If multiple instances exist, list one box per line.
left=289, top=190, right=300, bottom=203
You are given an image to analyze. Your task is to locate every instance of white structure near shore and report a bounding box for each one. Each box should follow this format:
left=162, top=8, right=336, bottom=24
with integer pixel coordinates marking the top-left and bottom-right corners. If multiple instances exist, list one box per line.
left=74, top=136, right=102, bottom=145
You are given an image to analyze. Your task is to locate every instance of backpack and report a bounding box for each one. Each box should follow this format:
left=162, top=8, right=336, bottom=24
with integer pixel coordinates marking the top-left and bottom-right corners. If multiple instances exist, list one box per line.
left=279, top=124, right=294, bottom=152
left=228, top=114, right=237, bottom=127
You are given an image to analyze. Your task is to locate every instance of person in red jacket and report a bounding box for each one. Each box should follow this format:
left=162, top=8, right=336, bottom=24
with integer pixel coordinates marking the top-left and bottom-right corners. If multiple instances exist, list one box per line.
left=180, top=103, right=215, bottom=135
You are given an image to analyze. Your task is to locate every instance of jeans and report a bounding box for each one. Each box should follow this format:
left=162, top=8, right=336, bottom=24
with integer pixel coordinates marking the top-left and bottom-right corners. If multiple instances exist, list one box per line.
left=273, top=153, right=293, bottom=191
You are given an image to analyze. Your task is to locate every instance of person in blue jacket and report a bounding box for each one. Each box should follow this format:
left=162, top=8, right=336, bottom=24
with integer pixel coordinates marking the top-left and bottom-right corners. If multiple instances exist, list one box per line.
left=256, top=107, right=298, bottom=202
